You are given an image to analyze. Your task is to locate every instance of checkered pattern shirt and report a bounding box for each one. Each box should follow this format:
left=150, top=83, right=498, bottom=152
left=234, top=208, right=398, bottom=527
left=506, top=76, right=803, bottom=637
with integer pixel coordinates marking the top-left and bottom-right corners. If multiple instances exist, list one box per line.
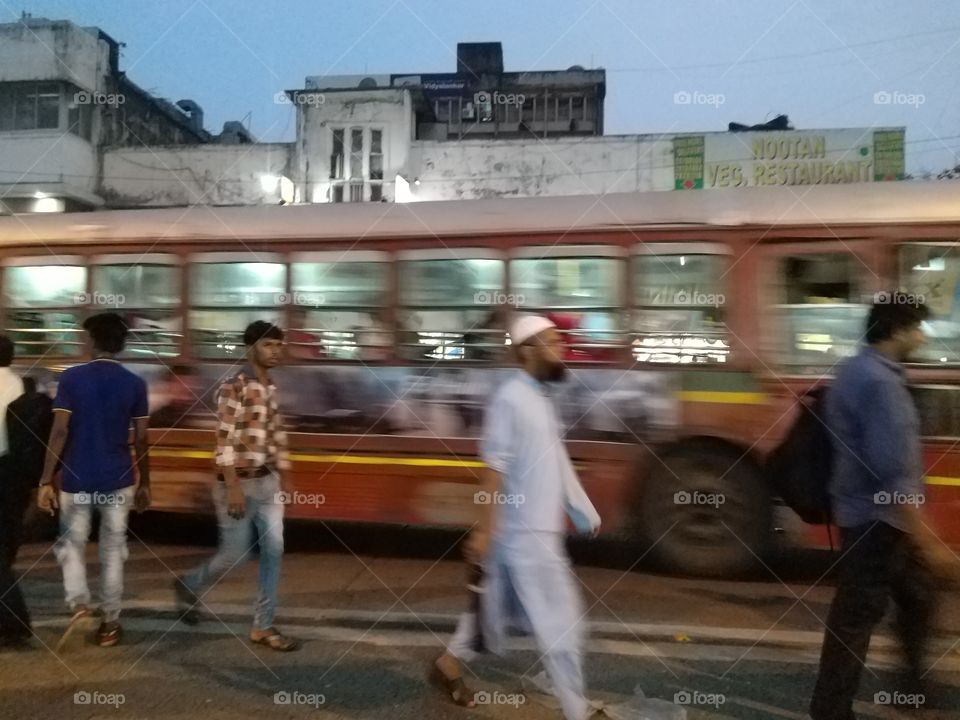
left=215, top=367, right=290, bottom=471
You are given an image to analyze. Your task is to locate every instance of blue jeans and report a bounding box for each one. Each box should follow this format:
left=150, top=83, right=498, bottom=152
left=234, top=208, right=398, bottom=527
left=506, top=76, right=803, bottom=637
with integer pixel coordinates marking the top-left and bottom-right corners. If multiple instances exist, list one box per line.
left=54, top=487, right=134, bottom=622
left=182, top=474, right=285, bottom=630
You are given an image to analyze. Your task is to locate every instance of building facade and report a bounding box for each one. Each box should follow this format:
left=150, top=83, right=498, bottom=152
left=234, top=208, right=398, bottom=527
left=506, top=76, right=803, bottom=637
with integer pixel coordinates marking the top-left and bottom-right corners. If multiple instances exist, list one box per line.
left=0, top=15, right=255, bottom=214
left=0, top=20, right=906, bottom=213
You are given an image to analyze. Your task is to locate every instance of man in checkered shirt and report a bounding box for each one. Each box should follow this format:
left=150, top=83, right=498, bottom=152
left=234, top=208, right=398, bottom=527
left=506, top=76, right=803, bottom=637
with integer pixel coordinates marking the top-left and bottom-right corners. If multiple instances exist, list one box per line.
left=174, top=321, right=300, bottom=651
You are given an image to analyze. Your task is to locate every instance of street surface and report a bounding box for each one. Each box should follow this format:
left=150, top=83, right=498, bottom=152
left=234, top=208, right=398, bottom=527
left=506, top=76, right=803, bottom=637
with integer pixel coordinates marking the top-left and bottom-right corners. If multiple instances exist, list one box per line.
left=1, top=516, right=958, bottom=719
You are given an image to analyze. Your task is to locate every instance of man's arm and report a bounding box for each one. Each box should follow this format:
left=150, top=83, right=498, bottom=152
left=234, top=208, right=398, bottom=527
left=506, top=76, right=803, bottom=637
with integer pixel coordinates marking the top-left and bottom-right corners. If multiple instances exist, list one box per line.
left=269, top=396, right=293, bottom=494
left=133, top=417, right=151, bottom=512
left=466, top=391, right=513, bottom=564
left=862, top=380, right=960, bottom=583
left=859, top=379, right=915, bottom=494
left=464, top=467, right=503, bottom=564
left=215, top=381, right=244, bottom=518
left=131, top=378, right=152, bottom=512
left=37, top=410, right=70, bottom=515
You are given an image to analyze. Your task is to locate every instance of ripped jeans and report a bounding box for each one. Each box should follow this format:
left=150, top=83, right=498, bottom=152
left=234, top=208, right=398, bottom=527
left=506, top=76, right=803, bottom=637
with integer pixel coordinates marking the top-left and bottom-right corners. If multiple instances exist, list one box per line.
left=54, top=487, right=134, bottom=622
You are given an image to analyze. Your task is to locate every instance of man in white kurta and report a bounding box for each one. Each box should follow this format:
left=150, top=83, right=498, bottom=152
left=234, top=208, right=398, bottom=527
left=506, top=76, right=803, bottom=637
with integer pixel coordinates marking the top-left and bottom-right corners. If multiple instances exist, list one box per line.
left=435, top=315, right=600, bottom=720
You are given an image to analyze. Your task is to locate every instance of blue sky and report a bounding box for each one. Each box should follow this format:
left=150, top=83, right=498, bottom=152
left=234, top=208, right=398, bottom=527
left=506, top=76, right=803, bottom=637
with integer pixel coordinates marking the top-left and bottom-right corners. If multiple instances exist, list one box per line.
left=8, top=0, right=960, bottom=173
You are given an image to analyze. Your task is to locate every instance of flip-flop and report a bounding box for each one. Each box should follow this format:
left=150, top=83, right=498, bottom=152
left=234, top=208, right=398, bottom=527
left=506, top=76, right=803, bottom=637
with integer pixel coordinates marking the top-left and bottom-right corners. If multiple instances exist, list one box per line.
left=55, top=608, right=97, bottom=654
left=250, top=628, right=300, bottom=652
left=429, top=662, right=476, bottom=708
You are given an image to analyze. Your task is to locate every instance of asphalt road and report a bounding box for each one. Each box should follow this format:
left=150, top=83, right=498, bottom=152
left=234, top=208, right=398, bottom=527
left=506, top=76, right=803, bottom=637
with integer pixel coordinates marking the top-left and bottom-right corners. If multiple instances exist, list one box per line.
left=1, top=515, right=959, bottom=720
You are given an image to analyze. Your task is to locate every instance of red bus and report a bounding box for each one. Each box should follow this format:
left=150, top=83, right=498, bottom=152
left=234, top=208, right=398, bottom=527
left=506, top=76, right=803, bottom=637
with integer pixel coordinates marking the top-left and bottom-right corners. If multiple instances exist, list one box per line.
left=2, top=182, right=958, bottom=576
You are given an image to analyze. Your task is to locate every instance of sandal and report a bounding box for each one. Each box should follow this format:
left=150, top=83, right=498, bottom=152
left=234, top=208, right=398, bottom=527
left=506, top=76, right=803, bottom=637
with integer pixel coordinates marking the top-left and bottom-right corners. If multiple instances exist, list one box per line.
left=250, top=627, right=300, bottom=652
left=429, top=662, right=476, bottom=708
left=55, top=606, right=97, bottom=654
left=95, top=621, right=122, bottom=648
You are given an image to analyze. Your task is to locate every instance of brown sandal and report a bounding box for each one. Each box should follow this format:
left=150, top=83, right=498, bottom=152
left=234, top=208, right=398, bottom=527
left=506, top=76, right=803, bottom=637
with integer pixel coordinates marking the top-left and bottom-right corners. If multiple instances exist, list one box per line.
left=250, top=628, right=300, bottom=652
left=429, top=663, right=476, bottom=708
left=55, top=606, right=97, bottom=654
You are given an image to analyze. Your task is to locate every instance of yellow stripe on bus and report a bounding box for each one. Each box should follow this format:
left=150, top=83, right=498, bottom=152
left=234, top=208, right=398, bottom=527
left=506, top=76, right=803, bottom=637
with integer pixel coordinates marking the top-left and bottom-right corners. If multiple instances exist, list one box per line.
left=147, top=450, right=960, bottom=485
left=677, top=391, right=767, bottom=405
left=149, top=448, right=485, bottom=468
left=290, top=454, right=485, bottom=468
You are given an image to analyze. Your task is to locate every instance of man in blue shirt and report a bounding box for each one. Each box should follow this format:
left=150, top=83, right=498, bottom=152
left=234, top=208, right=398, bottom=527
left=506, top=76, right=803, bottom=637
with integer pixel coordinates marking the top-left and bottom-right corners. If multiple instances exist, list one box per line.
left=37, top=313, right=151, bottom=648
left=810, top=294, right=957, bottom=719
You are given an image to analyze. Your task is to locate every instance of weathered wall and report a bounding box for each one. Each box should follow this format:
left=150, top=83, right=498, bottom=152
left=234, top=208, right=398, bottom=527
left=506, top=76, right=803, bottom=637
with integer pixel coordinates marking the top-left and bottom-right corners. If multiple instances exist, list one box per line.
left=405, top=135, right=675, bottom=200
left=0, top=21, right=106, bottom=91
left=101, top=143, right=292, bottom=208
left=0, top=133, right=99, bottom=196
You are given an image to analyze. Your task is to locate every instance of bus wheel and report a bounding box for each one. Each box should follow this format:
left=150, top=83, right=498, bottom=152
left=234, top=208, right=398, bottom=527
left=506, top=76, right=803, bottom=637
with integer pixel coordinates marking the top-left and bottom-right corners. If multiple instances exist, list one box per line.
left=638, top=445, right=770, bottom=577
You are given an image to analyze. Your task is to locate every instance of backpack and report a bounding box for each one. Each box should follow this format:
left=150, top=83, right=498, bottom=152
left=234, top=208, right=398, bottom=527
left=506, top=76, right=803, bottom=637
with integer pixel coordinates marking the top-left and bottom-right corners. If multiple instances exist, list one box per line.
left=765, top=385, right=833, bottom=525
left=6, top=378, right=54, bottom=493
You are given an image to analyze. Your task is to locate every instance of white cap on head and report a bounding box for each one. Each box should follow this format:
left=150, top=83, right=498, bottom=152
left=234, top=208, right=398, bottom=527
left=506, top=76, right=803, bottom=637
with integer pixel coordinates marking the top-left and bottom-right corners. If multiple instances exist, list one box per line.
left=510, top=314, right=556, bottom=346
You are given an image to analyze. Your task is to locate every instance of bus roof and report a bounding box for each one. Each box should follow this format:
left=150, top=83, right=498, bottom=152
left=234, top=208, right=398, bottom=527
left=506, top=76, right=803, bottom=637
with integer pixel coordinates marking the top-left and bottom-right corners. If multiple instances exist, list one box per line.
left=0, top=183, right=958, bottom=247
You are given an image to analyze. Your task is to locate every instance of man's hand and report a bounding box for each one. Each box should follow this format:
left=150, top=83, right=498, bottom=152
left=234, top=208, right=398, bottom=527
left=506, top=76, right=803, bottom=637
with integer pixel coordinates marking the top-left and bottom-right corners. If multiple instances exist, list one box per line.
left=37, top=484, right=58, bottom=516
left=226, top=483, right=246, bottom=519
left=463, top=528, right=490, bottom=566
left=903, top=506, right=960, bottom=589
left=919, top=541, right=960, bottom=589
left=134, top=485, right=151, bottom=514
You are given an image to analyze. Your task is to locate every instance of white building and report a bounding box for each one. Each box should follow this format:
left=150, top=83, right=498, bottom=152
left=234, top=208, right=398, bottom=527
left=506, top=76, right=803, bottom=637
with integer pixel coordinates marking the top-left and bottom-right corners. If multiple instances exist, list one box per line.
left=0, top=19, right=906, bottom=214
left=0, top=15, right=265, bottom=214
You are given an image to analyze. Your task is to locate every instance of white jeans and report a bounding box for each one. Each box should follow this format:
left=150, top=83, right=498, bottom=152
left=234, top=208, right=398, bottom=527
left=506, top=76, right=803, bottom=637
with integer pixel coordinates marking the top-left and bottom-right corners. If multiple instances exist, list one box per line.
left=53, top=487, right=134, bottom=622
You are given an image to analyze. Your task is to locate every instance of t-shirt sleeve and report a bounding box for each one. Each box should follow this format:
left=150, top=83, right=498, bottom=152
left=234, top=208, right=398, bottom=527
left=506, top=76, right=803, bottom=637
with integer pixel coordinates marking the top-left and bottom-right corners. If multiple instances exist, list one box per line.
left=52, top=373, right=74, bottom=414
left=132, top=377, right=149, bottom=420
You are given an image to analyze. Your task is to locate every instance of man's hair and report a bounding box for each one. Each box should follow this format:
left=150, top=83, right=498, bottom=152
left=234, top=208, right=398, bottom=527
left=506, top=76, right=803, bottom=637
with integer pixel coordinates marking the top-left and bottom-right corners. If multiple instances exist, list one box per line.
left=866, top=293, right=930, bottom=344
left=243, top=320, right=284, bottom=346
left=0, top=334, right=14, bottom=367
left=83, top=313, right=129, bottom=354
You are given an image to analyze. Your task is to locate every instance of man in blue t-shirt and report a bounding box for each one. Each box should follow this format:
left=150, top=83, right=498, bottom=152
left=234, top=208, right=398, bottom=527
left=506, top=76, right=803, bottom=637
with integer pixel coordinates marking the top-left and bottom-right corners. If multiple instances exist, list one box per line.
left=37, top=313, right=151, bottom=648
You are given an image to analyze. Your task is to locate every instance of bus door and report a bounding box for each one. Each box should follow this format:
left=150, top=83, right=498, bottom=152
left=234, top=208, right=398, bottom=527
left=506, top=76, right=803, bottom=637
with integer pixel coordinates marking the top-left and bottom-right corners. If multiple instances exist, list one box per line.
left=897, top=241, right=960, bottom=546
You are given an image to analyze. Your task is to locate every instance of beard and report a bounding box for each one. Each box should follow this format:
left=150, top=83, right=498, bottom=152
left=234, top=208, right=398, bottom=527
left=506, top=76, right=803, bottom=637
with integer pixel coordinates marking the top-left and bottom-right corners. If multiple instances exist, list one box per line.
left=543, top=360, right=567, bottom=383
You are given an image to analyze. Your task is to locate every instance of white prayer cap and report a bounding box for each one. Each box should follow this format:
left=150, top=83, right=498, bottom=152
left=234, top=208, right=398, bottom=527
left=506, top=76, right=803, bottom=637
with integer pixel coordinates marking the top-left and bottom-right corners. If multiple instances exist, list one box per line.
left=510, top=314, right=556, bottom=346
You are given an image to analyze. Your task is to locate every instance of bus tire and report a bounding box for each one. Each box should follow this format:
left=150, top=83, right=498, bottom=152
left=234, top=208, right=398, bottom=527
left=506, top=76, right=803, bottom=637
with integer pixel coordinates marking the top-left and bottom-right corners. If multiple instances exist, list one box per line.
left=638, top=443, right=770, bottom=577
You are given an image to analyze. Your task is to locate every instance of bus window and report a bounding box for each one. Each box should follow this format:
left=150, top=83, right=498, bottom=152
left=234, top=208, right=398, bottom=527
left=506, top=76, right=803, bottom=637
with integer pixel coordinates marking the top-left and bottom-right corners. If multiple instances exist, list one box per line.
left=510, top=252, right=622, bottom=361
left=189, top=259, right=285, bottom=359
left=898, top=244, right=960, bottom=364
left=3, top=261, right=86, bottom=356
left=775, top=252, right=867, bottom=370
left=289, top=258, right=388, bottom=361
left=632, top=253, right=729, bottom=364
left=399, top=254, right=505, bottom=360
left=93, top=259, right=181, bottom=359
